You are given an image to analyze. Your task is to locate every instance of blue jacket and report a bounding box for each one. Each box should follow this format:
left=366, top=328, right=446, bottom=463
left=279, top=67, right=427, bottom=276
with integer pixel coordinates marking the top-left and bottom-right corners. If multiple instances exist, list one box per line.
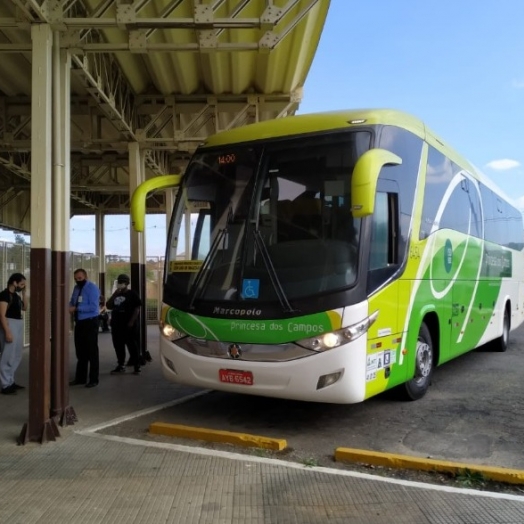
left=69, top=280, right=100, bottom=321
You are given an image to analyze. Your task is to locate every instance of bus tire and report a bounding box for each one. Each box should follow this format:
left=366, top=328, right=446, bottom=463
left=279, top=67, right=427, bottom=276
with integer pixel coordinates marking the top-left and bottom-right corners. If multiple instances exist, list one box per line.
left=492, top=306, right=510, bottom=353
left=399, top=322, right=434, bottom=401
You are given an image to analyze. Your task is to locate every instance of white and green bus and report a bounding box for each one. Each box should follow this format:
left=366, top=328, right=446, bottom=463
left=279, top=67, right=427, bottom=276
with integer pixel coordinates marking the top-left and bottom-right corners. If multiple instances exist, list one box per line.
left=132, top=109, right=524, bottom=403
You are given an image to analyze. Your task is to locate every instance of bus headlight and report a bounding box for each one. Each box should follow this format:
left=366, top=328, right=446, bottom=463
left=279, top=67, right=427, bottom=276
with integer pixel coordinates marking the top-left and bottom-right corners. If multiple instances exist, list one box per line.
left=296, top=311, right=378, bottom=351
left=161, top=322, right=187, bottom=341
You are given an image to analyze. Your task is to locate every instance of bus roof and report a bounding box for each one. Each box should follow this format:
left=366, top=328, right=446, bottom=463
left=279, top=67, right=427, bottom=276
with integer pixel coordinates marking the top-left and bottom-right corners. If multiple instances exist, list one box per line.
left=200, top=108, right=518, bottom=209
left=202, top=108, right=462, bottom=164
left=203, top=109, right=425, bottom=147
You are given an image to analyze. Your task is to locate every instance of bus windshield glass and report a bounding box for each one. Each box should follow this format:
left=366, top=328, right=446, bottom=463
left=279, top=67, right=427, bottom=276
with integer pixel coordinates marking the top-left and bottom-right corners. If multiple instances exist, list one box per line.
left=165, top=131, right=371, bottom=305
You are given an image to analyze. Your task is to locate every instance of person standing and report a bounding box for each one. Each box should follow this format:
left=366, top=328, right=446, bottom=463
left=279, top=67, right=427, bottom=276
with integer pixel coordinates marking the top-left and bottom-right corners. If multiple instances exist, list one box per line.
left=106, top=274, right=142, bottom=375
left=69, top=268, right=100, bottom=388
left=0, top=273, right=27, bottom=395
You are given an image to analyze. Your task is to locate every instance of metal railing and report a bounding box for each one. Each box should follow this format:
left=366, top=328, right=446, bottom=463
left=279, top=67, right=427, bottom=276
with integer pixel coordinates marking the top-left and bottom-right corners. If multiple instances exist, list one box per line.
left=0, top=241, right=163, bottom=345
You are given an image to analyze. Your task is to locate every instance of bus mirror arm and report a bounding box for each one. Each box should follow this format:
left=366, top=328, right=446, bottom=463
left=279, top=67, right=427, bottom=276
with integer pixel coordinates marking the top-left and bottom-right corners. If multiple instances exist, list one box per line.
left=130, top=174, right=182, bottom=232
left=351, top=149, right=402, bottom=218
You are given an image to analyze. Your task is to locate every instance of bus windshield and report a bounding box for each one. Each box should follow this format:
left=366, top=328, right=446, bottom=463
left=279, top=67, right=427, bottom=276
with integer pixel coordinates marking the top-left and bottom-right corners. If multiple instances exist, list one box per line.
left=165, top=131, right=371, bottom=306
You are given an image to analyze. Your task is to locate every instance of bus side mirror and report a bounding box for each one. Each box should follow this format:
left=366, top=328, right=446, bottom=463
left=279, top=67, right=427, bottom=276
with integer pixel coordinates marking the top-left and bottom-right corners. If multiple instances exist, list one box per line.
left=351, top=149, right=402, bottom=218
left=130, top=174, right=182, bottom=232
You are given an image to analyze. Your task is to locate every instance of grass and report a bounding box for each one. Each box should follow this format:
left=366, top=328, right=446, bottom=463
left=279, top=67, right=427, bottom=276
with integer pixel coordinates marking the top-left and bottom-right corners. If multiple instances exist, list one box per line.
left=455, top=468, right=488, bottom=488
left=252, top=448, right=271, bottom=458
left=302, top=457, right=319, bottom=468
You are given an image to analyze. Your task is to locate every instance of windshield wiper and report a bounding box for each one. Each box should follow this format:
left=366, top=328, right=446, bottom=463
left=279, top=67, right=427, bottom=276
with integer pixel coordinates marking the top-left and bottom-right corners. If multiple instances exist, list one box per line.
left=188, top=227, right=228, bottom=310
left=188, top=204, right=236, bottom=309
left=252, top=228, right=296, bottom=313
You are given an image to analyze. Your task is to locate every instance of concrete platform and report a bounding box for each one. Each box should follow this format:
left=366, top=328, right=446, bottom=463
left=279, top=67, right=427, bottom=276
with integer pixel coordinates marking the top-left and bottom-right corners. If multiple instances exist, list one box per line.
left=1, top=327, right=524, bottom=523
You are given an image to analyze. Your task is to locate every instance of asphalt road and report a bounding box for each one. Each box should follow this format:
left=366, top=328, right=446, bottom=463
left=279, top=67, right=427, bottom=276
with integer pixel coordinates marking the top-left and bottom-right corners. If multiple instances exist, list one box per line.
left=100, top=323, right=524, bottom=472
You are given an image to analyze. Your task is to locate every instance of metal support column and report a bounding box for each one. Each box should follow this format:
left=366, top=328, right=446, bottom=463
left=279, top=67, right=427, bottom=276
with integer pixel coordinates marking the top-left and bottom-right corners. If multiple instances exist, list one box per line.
left=128, top=143, right=147, bottom=363
left=19, top=24, right=59, bottom=444
left=50, top=33, right=76, bottom=427
left=96, top=211, right=106, bottom=295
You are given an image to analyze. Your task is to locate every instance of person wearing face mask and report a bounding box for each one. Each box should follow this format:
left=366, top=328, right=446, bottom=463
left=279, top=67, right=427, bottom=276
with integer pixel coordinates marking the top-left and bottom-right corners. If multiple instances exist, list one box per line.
left=106, top=274, right=142, bottom=376
left=68, top=268, right=101, bottom=388
left=0, top=273, right=28, bottom=395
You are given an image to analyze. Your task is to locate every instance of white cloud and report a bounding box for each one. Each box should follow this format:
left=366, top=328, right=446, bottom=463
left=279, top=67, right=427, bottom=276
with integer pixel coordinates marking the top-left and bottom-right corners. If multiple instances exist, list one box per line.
left=512, top=79, right=524, bottom=89
left=485, top=159, right=520, bottom=171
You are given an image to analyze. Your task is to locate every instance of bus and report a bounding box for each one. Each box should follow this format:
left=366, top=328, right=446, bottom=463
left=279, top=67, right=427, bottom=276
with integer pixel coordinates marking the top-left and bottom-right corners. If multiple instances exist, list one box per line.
left=131, top=109, right=524, bottom=404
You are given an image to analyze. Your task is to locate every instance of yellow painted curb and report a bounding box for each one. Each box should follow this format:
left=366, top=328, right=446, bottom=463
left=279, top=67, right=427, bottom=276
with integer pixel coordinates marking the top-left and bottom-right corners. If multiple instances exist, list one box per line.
left=149, top=422, right=287, bottom=451
left=334, top=447, right=524, bottom=485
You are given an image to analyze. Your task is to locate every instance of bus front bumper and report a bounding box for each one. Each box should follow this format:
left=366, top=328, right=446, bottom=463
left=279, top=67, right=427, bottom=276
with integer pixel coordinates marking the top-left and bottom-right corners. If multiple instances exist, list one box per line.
left=159, top=337, right=367, bottom=404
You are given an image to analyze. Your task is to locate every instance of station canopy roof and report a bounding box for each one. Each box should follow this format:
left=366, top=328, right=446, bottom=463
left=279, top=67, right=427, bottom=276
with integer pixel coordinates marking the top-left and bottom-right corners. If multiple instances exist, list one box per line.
left=0, top=0, right=330, bottom=229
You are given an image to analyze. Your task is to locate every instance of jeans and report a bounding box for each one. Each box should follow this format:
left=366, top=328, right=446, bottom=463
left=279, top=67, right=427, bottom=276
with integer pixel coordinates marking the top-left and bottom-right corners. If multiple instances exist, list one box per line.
left=0, top=318, right=24, bottom=388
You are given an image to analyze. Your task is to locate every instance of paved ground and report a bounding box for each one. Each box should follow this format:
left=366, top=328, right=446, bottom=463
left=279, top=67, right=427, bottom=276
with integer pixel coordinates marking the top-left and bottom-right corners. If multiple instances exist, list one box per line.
left=98, top=343, right=524, bottom=469
left=1, top=326, right=524, bottom=523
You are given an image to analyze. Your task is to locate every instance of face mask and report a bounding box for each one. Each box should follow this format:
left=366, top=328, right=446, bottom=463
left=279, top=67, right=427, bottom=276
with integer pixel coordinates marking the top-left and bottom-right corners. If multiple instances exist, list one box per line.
left=76, top=280, right=87, bottom=288
left=117, top=283, right=127, bottom=290
left=15, top=286, right=24, bottom=293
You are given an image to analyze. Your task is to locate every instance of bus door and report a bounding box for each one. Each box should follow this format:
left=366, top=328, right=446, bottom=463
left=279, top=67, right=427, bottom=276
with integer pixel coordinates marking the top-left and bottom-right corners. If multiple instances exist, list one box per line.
left=366, top=183, right=404, bottom=393
left=450, top=263, right=478, bottom=356
left=446, top=177, right=483, bottom=357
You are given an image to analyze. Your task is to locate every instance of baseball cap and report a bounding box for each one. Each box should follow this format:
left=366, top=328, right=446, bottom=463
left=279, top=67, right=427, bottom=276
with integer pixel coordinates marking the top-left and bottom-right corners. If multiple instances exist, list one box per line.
left=117, top=274, right=130, bottom=284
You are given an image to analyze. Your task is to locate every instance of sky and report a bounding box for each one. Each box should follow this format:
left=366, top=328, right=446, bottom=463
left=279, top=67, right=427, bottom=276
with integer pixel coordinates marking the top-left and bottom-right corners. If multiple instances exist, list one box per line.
left=2, top=1, right=524, bottom=255
left=298, top=0, right=524, bottom=198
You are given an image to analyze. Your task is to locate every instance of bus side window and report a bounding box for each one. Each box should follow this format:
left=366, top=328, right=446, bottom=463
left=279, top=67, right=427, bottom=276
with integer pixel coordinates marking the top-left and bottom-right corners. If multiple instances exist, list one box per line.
left=369, top=192, right=398, bottom=270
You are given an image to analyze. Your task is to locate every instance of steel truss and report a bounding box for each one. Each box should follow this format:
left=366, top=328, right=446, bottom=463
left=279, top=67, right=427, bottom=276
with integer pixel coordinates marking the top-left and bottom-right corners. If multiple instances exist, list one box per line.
left=0, top=0, right=321, bottom=222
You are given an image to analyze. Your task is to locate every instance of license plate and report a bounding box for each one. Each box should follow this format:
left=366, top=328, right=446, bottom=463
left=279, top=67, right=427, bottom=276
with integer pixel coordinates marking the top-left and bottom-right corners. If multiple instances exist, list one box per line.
left=219, top=369, right=254, bottom=386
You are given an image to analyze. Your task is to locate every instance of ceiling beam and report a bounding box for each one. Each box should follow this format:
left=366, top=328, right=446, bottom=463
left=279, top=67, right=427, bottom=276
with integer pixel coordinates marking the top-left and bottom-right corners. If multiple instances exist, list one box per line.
left=0, top=92, right=302, bottom=153
left=0, top=1, right=323, bottom=53
left=0, top=184, right=133, bottom=193
left=0, top=154, right=98, bottom=209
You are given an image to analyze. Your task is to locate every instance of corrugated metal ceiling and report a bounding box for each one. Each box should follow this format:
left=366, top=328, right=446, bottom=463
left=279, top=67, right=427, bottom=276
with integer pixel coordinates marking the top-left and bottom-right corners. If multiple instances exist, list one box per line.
left=0, top=0, right=330, bottom=229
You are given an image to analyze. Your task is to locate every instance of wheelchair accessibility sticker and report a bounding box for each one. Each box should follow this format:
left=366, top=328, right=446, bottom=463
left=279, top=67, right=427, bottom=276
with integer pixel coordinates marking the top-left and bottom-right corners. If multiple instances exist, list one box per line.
left=242, top=279, right=260, bottom=299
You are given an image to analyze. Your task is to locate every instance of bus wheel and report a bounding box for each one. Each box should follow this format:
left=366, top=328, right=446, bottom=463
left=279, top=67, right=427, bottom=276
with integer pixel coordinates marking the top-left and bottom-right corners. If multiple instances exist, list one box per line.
left=492, top=307, right=510, bottom=353
left=400, top=323, right=434, bottom=401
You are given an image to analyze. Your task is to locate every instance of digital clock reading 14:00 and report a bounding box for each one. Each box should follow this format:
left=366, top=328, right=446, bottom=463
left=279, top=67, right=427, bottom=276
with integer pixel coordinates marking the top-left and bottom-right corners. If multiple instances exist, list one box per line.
left=218, top=153, right=236, bottom=165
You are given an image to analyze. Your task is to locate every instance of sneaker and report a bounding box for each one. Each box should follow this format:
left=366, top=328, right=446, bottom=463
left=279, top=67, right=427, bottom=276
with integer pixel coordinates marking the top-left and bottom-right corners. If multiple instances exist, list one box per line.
left=144, top=351, right=153, bottom=363
left=1, top=384, right=17, bottom=395
left=110, top=365, right=126, bottom=375
left=13, top=383, right=25, bottom=390
left=133, top=367, right=141, bottom=375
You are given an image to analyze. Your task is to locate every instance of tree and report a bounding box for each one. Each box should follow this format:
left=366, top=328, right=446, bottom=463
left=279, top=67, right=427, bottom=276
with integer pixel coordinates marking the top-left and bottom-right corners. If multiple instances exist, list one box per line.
left=14, top=234, right=28, bottom=245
